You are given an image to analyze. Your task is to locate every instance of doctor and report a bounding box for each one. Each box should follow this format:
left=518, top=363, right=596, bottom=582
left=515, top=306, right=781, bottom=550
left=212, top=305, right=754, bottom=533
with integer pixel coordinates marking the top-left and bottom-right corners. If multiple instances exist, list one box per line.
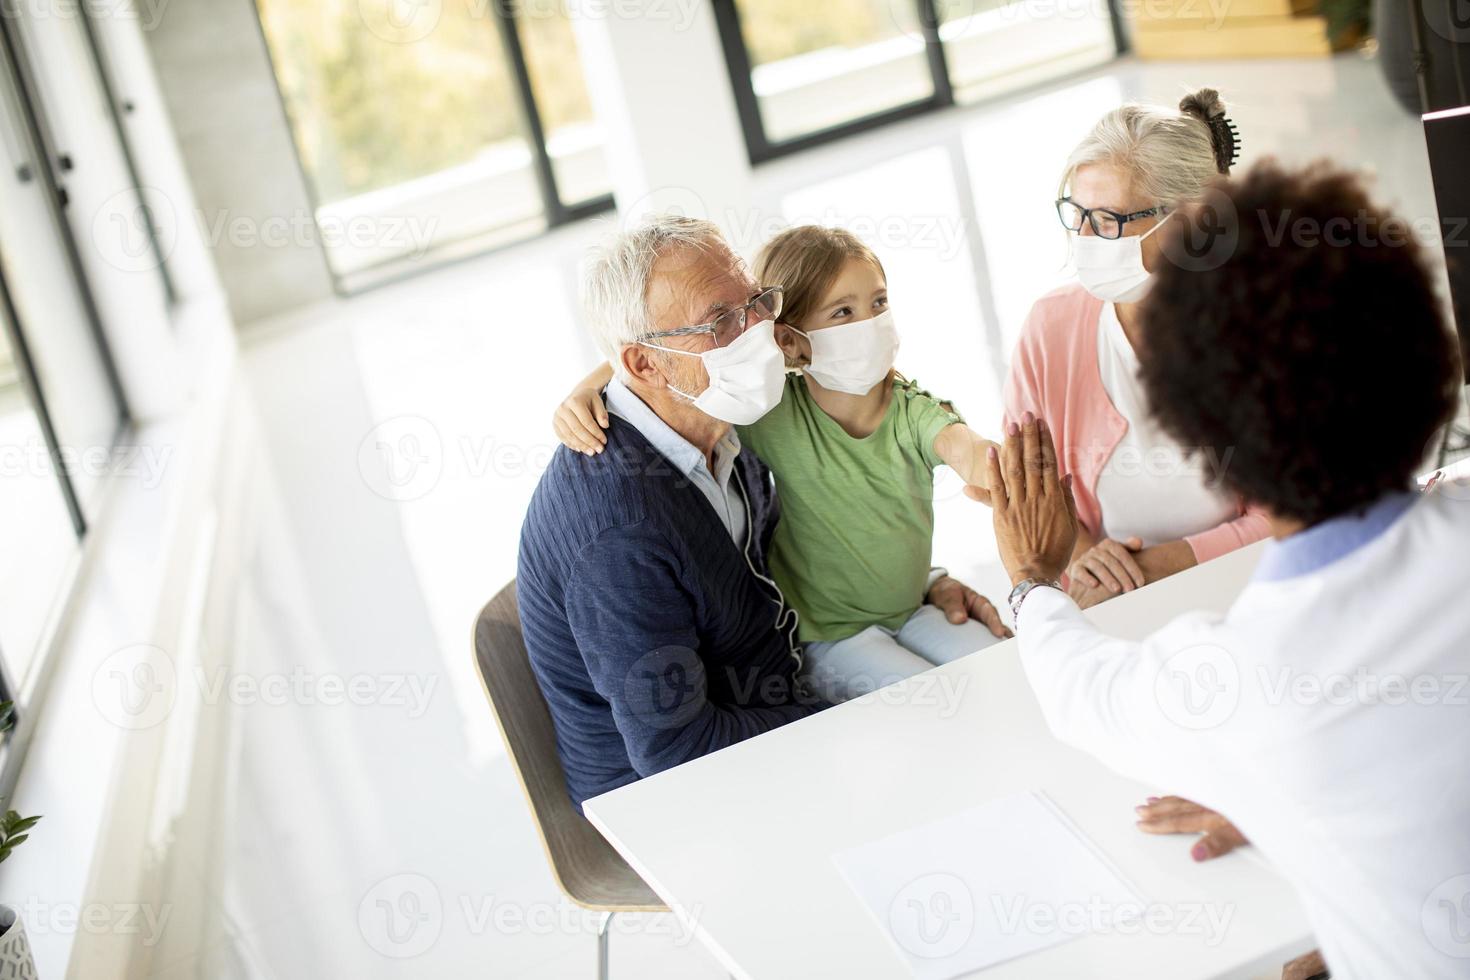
left=983, top=160, right=1468, bottom=979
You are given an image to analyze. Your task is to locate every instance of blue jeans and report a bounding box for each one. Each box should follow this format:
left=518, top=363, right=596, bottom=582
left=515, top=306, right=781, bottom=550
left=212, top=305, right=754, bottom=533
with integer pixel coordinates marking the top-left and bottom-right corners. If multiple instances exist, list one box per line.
left=799, top=604, right=1002, bottom=704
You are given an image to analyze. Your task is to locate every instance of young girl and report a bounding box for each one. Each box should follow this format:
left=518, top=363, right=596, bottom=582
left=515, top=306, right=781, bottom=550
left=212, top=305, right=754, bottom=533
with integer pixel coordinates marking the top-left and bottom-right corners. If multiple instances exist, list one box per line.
left=553, top=225, right=1005, bottom=703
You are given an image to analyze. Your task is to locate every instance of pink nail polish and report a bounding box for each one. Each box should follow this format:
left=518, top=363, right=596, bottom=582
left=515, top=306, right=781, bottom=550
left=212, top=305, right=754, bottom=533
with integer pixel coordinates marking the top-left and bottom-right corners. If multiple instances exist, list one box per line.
left=1146, top=796, right=1160, bottom=803
left=1191, top=842, right=1209, bottom=861
left=1023, top=410, right=1034, bottom=424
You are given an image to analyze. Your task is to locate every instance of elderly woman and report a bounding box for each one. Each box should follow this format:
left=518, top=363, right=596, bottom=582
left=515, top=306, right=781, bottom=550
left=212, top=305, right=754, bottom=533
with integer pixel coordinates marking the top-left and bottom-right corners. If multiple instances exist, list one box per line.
left=987, top=160, right=1466, bottom=980
left=1004, top=88, right=1269, bottom=607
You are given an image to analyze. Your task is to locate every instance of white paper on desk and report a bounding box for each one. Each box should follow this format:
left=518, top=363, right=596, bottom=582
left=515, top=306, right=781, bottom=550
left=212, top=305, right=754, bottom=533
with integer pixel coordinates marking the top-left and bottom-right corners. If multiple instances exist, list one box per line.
left=832, top=791, right=1143, bottom=979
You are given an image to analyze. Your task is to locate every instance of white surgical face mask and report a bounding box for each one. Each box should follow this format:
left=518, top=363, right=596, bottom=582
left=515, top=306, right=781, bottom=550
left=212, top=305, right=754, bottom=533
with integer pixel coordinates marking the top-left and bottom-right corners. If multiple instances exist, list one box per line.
left=790, top=309, right=900, bottom=395
left=640, top=319, right=785, bottom=425
left=1073, top=212, right=1172, bottom=304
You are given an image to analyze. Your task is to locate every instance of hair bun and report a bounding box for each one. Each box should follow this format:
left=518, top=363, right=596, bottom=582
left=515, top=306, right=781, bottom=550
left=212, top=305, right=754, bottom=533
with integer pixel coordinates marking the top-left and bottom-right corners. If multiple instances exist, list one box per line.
left=1179, top=87, right=1239, bottom=174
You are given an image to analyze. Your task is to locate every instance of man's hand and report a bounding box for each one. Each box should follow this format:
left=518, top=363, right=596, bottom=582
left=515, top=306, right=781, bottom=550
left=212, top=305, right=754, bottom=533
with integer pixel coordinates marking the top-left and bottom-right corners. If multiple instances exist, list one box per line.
left=926, top=575, right=1012, bottom=639
left=986, top=414, right=1078, bottom=587
left=1281, top=948, right=1329, bottom=980
left=1134, top=796, right=1250, bottom=861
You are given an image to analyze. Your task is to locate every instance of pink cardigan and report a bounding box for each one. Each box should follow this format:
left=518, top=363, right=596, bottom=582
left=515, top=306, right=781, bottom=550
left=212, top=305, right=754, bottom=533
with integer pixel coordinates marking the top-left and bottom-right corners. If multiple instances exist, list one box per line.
left=1002, top=283, right=1269, bottom=565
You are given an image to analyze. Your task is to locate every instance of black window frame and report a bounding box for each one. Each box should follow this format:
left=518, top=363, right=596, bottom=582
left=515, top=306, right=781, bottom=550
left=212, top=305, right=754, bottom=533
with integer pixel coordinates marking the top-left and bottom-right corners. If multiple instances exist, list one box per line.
left=254, top=0, right=616, bottom=294
left=0, top=0, right=135, bottom=800
left=713, top=0, right=1127, bottom=165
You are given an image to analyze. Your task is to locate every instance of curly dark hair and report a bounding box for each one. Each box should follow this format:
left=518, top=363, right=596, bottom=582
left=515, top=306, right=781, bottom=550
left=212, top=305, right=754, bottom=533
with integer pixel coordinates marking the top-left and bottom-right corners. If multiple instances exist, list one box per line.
left=1138, top=159, right=1460, bottom=527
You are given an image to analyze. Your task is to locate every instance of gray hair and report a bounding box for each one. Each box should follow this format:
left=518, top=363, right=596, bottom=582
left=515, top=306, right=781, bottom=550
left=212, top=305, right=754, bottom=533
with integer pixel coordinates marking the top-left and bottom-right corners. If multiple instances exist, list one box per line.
left=579, top=213, right=728, bottom=380
left=1059, top=87, right=1235, bottom=209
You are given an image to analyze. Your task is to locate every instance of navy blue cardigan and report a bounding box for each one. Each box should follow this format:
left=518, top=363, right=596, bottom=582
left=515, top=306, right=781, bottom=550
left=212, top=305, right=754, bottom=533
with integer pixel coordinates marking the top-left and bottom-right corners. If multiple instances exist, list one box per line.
left=517, top=417, right=817, bottom=809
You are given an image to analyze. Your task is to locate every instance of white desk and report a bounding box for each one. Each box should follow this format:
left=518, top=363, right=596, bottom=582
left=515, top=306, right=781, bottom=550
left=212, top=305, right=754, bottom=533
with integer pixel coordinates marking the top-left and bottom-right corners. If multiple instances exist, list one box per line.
left=585, top=542, right=1317, bottom=980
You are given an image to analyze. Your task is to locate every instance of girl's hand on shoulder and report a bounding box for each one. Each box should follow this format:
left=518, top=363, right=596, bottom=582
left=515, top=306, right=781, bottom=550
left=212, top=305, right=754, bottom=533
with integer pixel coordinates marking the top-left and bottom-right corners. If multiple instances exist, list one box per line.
left=554, top=387, right=610, bottom=455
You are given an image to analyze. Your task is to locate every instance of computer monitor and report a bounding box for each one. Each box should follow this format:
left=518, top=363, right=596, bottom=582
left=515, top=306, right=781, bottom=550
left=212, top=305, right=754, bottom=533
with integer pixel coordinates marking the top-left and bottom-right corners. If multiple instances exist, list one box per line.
left=1423, top=104, right=1470, bottom=382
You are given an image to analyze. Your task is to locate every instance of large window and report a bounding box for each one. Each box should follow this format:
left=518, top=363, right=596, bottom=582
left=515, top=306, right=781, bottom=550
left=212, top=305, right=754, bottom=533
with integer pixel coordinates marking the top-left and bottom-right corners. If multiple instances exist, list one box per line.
left=255, top=0, right=613, bottom=288
left=716, top=0, right=1120, bottom=161
left=0, top=0, right=136, bottom=782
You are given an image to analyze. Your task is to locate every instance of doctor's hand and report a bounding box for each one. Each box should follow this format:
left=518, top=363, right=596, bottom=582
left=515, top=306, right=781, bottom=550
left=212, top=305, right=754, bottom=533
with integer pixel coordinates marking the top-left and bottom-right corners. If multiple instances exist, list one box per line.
left=1134, top=796, right=1249, bottom=861
left=926, top=576, right=1012, bottom=640
left=986, top=414, right=1078, bottom=587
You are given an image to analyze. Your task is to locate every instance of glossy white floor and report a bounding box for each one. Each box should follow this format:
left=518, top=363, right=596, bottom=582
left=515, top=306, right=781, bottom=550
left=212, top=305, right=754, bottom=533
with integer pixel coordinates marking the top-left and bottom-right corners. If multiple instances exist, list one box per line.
left=184, top=54, right=1448, bottom=979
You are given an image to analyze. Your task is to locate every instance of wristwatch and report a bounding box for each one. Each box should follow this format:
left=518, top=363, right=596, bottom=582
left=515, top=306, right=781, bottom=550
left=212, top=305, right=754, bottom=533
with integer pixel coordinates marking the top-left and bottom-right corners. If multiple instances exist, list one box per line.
left=1007, top=577, right=1063, bottom=628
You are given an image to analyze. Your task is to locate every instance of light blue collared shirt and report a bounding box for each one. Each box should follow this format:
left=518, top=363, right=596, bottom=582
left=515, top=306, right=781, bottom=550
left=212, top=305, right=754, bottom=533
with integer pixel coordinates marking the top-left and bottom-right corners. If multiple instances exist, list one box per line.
left=603, top=377, right=748, bottom=546
left=1252, top=490, right=1419, bottom=582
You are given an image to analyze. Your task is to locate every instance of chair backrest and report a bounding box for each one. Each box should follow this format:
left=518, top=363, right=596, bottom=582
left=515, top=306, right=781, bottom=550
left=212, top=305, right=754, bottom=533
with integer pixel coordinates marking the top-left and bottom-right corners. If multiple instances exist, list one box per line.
left=473, top=580, right=664, bottom=911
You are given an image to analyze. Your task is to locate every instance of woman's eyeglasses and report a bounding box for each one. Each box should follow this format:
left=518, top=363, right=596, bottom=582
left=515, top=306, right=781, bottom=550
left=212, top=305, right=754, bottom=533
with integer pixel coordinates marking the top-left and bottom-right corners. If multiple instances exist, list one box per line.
left=1056, top=198, right=1168, bottom=240
left=638, top=286, right=784, bottom=348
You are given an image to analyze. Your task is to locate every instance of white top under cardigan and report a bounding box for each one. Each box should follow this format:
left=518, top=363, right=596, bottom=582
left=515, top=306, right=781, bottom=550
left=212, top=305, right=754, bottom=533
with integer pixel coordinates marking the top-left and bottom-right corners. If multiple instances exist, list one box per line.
left=1092, top=302, right=1237, bottom=546
left=1017, top=488, right=1470, bottom=979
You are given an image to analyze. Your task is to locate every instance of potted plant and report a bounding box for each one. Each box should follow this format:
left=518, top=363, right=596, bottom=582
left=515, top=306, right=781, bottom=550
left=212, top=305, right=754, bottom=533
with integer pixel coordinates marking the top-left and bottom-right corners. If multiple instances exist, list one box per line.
left=0, top=702, right=42, bottom=976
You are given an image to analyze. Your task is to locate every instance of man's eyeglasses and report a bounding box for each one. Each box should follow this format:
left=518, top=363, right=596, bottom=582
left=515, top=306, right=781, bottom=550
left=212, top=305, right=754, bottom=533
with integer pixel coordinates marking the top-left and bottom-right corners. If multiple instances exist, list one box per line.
left=1056, top=198, right=1169, bottom=240
left=637, top=286, right=783, bottom=349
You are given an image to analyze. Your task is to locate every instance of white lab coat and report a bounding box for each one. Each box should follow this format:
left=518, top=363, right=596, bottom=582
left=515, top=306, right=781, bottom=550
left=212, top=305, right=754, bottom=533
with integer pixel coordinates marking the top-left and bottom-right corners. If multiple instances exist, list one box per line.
left=1017, top=489, right=1470, bottom=979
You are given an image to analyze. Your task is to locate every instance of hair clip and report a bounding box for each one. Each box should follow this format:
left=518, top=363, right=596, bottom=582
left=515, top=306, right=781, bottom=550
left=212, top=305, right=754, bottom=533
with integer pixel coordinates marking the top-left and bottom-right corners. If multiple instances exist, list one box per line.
left=1212, top=116, right=1241, bottom=171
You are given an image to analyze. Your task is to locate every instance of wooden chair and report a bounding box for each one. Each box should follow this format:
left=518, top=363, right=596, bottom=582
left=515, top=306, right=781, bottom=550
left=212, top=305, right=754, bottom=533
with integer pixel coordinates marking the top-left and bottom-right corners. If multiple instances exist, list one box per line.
left=473, top=581, right=666, bottom=979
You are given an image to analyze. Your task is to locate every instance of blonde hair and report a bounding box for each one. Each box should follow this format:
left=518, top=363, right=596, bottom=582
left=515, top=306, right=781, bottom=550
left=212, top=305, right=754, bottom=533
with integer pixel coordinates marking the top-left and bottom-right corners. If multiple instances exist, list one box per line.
left=753, top=225, right=885, bottom=331
left=1059, top=87, right=1238, bottom=208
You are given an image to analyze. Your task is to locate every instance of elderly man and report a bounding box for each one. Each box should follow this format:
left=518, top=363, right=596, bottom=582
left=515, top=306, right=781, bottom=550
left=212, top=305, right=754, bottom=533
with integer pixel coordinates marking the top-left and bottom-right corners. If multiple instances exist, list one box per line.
left=518, top=214, right=994, bottom=810
left=517, top=214, right=813, bottom=811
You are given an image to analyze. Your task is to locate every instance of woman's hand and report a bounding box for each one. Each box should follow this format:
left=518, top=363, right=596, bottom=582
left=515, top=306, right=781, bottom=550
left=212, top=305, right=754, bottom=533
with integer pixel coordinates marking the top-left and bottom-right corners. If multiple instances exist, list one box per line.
left=986, top=414, right=1078, bottom=587
left=1069, top=537, right=1146, bottom=595
left=1134, top=796, right=1249, bottom=861
left=553, top=386, right=610, bottom=455
left=1066, top=577, right=1114, bottom=610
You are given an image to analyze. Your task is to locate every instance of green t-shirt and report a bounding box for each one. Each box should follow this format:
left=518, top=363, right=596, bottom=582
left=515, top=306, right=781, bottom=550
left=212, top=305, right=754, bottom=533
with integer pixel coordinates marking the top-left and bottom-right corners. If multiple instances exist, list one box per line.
left=737, top=373, right=963, bottom=643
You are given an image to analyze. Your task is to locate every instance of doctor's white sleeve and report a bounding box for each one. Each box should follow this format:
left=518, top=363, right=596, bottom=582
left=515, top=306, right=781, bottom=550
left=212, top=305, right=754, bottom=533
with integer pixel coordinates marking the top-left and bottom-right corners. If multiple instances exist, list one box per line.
left=1014, top=587, right=1234, bottom=800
